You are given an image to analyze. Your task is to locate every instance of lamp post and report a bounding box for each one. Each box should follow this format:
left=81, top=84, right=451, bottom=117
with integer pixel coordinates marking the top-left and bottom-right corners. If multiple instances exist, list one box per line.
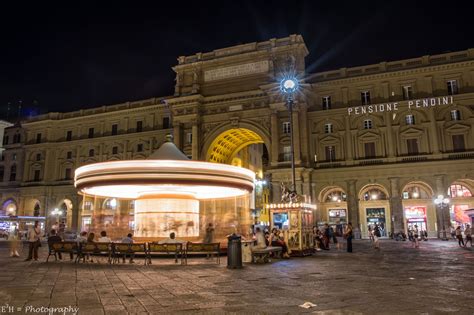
left=434, top=194, right=450, bottom=240
left=280, top=77, right=298, bottom=194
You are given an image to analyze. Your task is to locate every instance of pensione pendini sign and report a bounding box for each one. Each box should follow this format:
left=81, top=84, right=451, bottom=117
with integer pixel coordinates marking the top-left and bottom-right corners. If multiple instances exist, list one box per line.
left=347, top=96, right=454, bottom=116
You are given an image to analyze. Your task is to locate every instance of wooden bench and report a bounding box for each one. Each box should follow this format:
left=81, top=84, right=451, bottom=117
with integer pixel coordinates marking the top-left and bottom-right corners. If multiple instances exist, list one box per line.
left=76, top=242, right=112, bottom=263
left=112, top=242, right=147, bottom=264
left=46, top=241, right=78, bottom=262
left=251, top=246, right=283, bottom=263
left=147, top=242, right=185, bottom=265
left=185, top=242, right=220, bottom=264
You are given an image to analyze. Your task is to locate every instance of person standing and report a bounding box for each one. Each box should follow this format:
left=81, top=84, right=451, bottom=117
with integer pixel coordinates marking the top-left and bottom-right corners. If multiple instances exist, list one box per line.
left=412, top=225, right=419, bottom=248
left=203, top=223, right=215, bottom=243
left=464, top=224, right=472, bottom=247
left=8, top=225, right=20, bottom=257
left=455, top=226, right=465, bottom=247
left=345, top=222, right=353, bottom=253
left=368, top=225, right=374, bottom=242
left=25, top=221, right=41, bottom=261
left=373, top=224, right=381, bottom=249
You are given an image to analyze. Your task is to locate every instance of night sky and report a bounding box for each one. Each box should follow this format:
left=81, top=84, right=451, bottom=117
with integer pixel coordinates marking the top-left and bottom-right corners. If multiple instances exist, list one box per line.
left=1, top=1, right=473, bottom=120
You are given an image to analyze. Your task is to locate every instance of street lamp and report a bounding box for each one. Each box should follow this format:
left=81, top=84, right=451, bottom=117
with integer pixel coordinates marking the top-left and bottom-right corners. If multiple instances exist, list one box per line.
left=434, top=194, right=450, bottom=240
left=280, top=77, right=299, bottom=194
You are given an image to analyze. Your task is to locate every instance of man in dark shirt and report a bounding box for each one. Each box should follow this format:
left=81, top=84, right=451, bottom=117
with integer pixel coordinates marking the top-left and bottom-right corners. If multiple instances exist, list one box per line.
left=48, top=229, right=73, bottom=260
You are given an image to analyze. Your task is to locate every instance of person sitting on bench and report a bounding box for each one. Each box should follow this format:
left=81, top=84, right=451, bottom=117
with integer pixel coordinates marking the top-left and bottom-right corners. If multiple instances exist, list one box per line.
left=121, top=233, right=135, bottom=264
left=269, top=228, right=290, bottom=258
left=254, top=227, right=267, bottom=249
left=158, top=232, right=184, bottom=244
left=48, top=229, right=73, bottom=261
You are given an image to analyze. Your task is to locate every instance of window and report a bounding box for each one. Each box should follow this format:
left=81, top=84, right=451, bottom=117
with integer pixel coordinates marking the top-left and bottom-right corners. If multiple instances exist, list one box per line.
left=89, top=149, right=94, bottom=157
left=112, top=146, right=118, bottom=155
left=3, top=136, right=8, bottom=146
left=66, top=151, right=72, bottom=159
left=137, top=144, right=143, bottom=152
left=163, top=117, right=170, bottom=129
left=9, top=165, right=16, bottom=181
left=0, top=167, right=4, bottom=181
left=402, top=85, right=413, bottom=100
left=324, top=123, right=333, bottom=134
left=84, top=201, right=93, bottom=211
left=447, top=80, right=458, bottom=95
left=104, top=198, right=117, bottom=210
left=136, top=121, right=143, bottom=132
left=36, top=133, right=41, bottom=144
left=363, top=119, right=373, bottom=129
left=452, top=135, right=465, bottom=152
left=361, top=91, right=371, bottom=105
left=65, top=168, right=72, bottom=180
left=34, top=170, right=41, bottom=182
left=111, top=124, right=118, bottom=136
left=186, top=132, right=193, bottom=144
left=36, top=153, right=41, bottom=161
left=450, top=109, right=461, bottom=121
left=325, top=146, right=336, bottom=162
left=13, top=134, right=21, bottom=143
left=88, top=128, right=94, bottom=138
left=364, top=142, right=376, bottom=159
left=282, top=122, right=291, bottom=134
left=66, top=130, right=72, bottom=141
left=322, top=96, right=331, bottom=110
left=406, top=139, right=419, bottom=155
left=283, top=146, right=291, bottom=161
left=405, top=114, right=415, bottom=125
left=448, top=184, right=472, bottom=198
left=12, top=154, right=16, bottom=161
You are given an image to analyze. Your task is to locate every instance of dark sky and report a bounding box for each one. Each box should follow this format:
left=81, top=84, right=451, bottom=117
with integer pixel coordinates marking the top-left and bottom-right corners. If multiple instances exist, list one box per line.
left=1, top=1, right=473, bottom=120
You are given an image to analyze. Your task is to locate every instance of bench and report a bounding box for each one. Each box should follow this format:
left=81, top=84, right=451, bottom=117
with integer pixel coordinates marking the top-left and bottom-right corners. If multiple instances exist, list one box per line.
left=251, top=246, right=283, bottom=263
left=185, top=242, right=220, bottom=264
left=147, top=242, right=185, bottom=265
left=46, top=241, right=78, bottom=262
left=112, top=242, right=147, bottom=264
left=76, top=242, right=112, bottom=263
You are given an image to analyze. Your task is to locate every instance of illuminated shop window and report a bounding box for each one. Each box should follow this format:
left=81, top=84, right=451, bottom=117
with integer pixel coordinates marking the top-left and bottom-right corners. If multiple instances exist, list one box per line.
left=447, top=184, right=472, bottom=198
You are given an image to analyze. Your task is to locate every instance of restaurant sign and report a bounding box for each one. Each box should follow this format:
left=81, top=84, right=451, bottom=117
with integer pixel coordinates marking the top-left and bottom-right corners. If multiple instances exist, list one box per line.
left=347, top=96, right=454, bottom=116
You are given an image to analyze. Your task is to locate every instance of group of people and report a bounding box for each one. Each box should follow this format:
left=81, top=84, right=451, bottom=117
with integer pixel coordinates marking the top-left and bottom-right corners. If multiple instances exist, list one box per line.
left=454, top=224, right=472, bottom=247
left=313, top=223, right=353, bottom=253
left=368, top=224, right=383, bottom=249
left=253, top=227, right=290, bottom=258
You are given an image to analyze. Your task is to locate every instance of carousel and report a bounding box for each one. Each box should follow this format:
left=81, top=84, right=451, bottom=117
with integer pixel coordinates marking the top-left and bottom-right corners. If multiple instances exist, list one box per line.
left=74, top=136, right=255, bottom=242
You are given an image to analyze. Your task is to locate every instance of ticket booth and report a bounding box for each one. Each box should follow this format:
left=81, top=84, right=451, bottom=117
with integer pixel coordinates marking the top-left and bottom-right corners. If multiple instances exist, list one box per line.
left=266, top=203, right=317, bottom=256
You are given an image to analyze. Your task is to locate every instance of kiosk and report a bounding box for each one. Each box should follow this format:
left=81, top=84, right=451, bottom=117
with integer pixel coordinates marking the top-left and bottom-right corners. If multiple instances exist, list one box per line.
left=266, top=203, right=317, bottom=256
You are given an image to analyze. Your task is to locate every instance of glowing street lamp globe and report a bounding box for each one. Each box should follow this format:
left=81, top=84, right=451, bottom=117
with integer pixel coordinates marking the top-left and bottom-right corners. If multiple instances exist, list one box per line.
left=280, top=77, right=298, bottom=94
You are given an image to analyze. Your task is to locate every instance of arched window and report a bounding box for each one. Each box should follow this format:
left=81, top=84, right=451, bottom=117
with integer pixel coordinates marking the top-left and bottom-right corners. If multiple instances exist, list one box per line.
left=325, top=189, right=347, bottom=202
left=447, top=184, right=472, bottom=198
left=33, top=203, right=41, bottom=216
left=362, top=188, right=387, bottom=201
left=89, top=149, right=95, bottom=157
left=2, top=199, right=17, bottom=216
left=402, top=184, right=431, bottom=199
left=104, top=198, right=117, bottom=210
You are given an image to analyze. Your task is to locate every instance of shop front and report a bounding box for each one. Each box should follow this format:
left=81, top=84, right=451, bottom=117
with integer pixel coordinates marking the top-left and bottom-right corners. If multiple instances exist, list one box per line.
left=404, top=206, right=427, bottom=232
left=366, top=208, right=388, bottom=237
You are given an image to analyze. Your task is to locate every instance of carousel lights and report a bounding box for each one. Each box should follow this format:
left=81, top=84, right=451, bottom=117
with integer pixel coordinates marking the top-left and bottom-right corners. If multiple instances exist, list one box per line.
left=265, top=203, right=317, bottom=210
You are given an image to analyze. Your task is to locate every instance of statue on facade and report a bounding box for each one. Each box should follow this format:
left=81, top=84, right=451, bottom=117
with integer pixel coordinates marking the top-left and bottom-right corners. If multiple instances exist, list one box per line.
left=280, top=182, right=301, bottom=203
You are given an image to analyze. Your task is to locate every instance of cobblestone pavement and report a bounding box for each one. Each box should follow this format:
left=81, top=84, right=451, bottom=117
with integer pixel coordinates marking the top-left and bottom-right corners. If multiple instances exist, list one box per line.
left=0, top=239, right=472, bottom=315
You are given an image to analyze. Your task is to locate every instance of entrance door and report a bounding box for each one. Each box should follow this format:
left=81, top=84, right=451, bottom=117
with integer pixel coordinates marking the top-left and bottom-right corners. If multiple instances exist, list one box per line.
left=404, top=206, right=427, bottom=233
left=366, top=208, right=387, bottom=236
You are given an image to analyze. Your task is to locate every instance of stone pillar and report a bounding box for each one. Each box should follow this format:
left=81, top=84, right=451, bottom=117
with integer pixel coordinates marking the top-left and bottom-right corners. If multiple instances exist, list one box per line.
left=292, top=109, right=301, bottom=164
left=344, top=116, right=353, bottom=161
left=428, top=110, right=440, bottom=154
left=173, top=123, right=182, bottom=149
left=435, top=175, right=450, bottom=233
left=346, top=179, right=360, bottom=229
left=270, top=111, right=279, bottom=166
left=299, top=105, right=309, bottom=165
left=192, top=123, right=199, bottom=160
left=389, top=177, right=404, bottom=234
left=271, top=180, right=282, bottom=203
left=385, top=112, right=395, bottom=158
left=71, top=194, right=81, bottom=233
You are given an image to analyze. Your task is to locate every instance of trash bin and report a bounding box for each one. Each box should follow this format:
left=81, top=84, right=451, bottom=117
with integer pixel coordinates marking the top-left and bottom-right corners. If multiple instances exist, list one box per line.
left=227, top=234, right=242, bottom=269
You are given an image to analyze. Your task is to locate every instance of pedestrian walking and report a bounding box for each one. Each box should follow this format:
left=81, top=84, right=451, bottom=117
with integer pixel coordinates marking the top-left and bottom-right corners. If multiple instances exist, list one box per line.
left=412, top=225, right=419, bottom=248
left=24, top=221, right=41, bottom=261
left=8, top=225, right=20, bottom=257
left=344, top=222, right=353, bottom=253
left=464, top=224, right=472, bottom=247
left=373, top=224, right=381, bottom=249
left=203, top=223, right=215, bottom=243
left=455, top=226, right=465, bottom=247
left=368, top=225, right=374, bottom=242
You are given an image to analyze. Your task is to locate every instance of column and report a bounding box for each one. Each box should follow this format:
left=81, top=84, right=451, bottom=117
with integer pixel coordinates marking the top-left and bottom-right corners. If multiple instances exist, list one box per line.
left=344, top=116, right=353, bottom=161
left=299, top=105, right=309, bottom=165
left=385, top=112, right=395, bottom=158
left=271, top=180, right=282, bottom=203
left=428, top=109, right=440, bottom=154
left=292, top=109, right=301, bottom=164
left=71, top=194, right=80, bottom=233
left=270, top=111, right=279, bottom=166
left=173, top=123, right=182, bottom=149
left=346, top=179, right=360, bottom=231
left=192, top=122, right=199, bottom=160
left=435, top=175, right=450, bottom=232
left=389, top=177, right=404, bottom=234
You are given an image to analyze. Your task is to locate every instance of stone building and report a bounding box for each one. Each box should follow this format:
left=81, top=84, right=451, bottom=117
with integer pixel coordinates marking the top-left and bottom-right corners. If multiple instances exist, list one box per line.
left=1, top=34, right=473, bottom=237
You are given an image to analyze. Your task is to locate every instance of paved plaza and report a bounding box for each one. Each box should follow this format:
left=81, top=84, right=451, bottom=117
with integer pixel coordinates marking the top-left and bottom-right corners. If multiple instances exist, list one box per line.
left=0, top=240, right=472, bottom=314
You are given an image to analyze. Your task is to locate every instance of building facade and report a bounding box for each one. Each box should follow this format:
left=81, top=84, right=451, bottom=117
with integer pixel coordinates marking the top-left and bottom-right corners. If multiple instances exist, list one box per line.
left=1, top=34, right=474, bottom=237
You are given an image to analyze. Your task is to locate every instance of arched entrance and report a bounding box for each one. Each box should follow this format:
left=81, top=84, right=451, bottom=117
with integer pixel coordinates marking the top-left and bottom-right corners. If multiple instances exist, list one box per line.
left=447, top=181, right=474, bottom=228
left=318, top=186, right=348, bottom=228
left=401, top=181, right=436, bottom=237
left=359, top=184, right=391, bottom=238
